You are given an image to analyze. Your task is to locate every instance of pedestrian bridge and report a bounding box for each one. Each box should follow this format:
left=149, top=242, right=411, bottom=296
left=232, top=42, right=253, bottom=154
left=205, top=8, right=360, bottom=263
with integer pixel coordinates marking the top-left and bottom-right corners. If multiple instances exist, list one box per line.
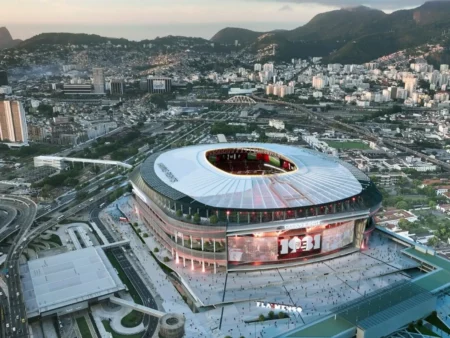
left=34, top=156, right=133, bottom=170
left=109, top=296, right=166, bottom=318
left=101, top=239, right=130, bottom=249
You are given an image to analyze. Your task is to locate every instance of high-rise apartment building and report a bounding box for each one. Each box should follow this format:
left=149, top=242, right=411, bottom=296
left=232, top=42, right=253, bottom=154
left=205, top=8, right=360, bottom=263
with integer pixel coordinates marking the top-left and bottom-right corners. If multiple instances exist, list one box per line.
left=312, top=75, right=327, bottom=90
left=110, top=78, right=125, bottom=95
left=92, top=68, right=105, bottom=94
left=404, top=77, right=417, bottom=97
left=0, top=100, right=28, bottom=144
left=263, top=63, right=274, bottom=73
left=0, top=70, right=8, bottom=86
left=147, top=76, right=172, bottom=93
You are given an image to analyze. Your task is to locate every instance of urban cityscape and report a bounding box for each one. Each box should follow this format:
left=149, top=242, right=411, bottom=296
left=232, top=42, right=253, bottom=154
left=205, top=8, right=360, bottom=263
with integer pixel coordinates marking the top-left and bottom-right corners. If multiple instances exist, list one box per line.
left=4, top=1, right=450, bottom=338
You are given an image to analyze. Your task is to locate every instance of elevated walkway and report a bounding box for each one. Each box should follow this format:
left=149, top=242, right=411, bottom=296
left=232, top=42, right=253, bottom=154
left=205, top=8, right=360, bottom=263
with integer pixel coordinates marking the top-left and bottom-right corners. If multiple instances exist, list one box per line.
left=34, top=155, right=132, bottom=169
left=109, top=296, right=166, bottom=318
left=100, top=239, right=130, bottom=249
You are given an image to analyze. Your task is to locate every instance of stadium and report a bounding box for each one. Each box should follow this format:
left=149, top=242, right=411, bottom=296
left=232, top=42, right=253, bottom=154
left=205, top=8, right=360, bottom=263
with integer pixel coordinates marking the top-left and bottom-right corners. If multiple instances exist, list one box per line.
left=130, top=143, right=382, bottom=272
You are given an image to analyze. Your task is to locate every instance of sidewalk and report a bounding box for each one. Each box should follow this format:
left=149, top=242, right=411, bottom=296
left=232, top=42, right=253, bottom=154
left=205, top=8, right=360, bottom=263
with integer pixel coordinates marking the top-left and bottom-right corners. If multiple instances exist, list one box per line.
left=103, top=196, right=211, bottom=337
left=91, top=293, right=145, bottom=336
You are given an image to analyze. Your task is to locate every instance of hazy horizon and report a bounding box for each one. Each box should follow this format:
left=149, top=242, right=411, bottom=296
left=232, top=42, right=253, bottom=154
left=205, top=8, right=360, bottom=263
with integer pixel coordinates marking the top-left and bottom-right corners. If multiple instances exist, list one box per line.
left=4, top=22, right=305, bottom=41
left=1, top=0, right=423, bottom=41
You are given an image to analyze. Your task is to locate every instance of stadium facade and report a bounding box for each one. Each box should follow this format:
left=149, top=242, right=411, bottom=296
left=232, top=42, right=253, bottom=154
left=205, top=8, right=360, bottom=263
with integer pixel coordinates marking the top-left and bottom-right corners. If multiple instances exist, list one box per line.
left=130, top=143, right=382, bottom=272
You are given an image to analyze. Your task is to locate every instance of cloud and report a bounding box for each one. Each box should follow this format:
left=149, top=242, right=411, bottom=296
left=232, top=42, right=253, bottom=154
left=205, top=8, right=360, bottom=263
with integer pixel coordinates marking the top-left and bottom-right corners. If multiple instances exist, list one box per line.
left=279, top=5, right=294, bottom=11
left=262, top=0, right=426, bottom=10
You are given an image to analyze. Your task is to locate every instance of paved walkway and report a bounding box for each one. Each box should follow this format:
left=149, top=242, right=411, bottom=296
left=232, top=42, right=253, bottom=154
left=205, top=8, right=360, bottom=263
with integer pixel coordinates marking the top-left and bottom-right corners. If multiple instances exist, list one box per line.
left=103, top=196, right=210, bottom=337
left=91, top=292, right=145, bottom=336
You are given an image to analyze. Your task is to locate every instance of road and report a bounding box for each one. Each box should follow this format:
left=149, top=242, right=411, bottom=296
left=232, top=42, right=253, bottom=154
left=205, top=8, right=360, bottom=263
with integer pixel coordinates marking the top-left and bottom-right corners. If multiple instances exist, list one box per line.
left=0, top=111, right=221, bottom=337
left=0, top=196, right=37, bottom=337
left=252, top=95, right=450, bottom=173
left=90, top=207, right=159, bottom=337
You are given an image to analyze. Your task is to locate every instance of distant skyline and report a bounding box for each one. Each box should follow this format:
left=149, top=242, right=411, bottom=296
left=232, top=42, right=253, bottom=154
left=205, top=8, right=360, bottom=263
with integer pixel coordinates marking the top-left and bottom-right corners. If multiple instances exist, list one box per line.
left=1, top=0, right=428, bottom=41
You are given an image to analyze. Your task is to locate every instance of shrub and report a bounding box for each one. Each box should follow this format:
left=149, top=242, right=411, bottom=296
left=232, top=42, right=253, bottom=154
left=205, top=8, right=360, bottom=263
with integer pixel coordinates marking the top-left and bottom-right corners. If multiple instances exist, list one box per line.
left=137, top=228, right=142, bottom=233
left=143, top=233, right=149, bottom=238
left=163, top=256, right=170, bottom=262
left=133, top=222, right=138, bottom=227
left=268, top=311, right=275, bottom=319
left=209, top=214, right=218, bottom=224
left=185, top=214, right=192, bottom=221
left=176, top=209, right=182, bottom=217
left=258, top=314, right=265, bottom=322
left=193, top=213, right=200, bottom=224
left=154, top=247, right=159, bottom=253
left=417, top=319, right=423, bottom=327
left=278, top=312, right=286, bottom=319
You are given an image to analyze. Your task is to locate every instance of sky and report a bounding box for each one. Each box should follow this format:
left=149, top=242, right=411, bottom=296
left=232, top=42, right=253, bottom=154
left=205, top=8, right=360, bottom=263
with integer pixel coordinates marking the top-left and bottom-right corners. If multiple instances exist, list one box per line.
left=0, top=0, right=428, bottom=41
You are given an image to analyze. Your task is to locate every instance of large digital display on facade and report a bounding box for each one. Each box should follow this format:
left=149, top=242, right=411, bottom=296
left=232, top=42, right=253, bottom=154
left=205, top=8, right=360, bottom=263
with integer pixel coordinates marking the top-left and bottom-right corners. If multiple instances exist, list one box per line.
left=153, top=80, right=166, bottom=90
left=228, top=221, right=356, bottom=265
left=321, top=221, right=354, bottom=253
left=228, top=236, right=278, bottom=262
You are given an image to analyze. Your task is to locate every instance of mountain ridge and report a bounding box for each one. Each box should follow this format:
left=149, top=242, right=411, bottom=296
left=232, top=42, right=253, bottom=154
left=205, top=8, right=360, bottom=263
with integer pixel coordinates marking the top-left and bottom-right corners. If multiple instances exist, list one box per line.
left=0, top=27, right=21, bottom=49
left=212, top=1, right=450, bottom=63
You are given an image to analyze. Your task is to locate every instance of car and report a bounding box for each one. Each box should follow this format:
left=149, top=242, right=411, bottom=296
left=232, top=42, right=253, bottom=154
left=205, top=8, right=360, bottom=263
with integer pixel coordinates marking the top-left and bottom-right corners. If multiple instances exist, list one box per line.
left=21, top=318, right=25, bottom=323
left=6, top=323, right=9, bottom=328
left=16, top=315, right=19, bottom=320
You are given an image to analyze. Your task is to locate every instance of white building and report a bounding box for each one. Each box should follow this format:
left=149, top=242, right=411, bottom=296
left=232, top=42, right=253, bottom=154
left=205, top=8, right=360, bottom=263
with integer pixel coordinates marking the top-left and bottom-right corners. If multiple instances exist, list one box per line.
left=312, top=75, right=327, bottom=90
left=92, top=68, right=105, bottom=94
left=269, top=120, right=285, bottom=130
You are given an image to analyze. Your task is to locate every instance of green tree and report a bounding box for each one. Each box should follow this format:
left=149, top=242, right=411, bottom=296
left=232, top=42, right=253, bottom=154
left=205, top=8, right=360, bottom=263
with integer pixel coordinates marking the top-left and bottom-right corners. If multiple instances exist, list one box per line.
left=258, top=314, right=265, bottom=322
left=76, top=191, right=88, bottom=201
left=268, top=311, right=275, bottom=320
left=163, top=256, right=170, bottom=262
left=176, top=209, right=182, bottom=217
left=185, top=214, right=192, bottom=221
left=209, top=214, right=218, bottom=224
left=143, top=233, right=149, bottom=238
left=193, top=213, right=200, bottom=224
left=429, top=200, right=437, bottom=209
left=278, top=312, right=286, bottom=319
left=398, top=219, right=410, bottom=230
left=154, top=247, right=159, bottom=253
left=395, top=201, right=409, bottom=210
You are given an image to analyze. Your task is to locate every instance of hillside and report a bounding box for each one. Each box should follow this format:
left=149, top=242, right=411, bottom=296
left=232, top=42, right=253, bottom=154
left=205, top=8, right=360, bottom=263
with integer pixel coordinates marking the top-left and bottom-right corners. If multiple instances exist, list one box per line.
left=0, top=27, right=21, bottom=49
left=212, top=1, right=450, bottom=64
left=211, top=27, right=264, bottom=45
left=18, top=33, right=130, bottom=49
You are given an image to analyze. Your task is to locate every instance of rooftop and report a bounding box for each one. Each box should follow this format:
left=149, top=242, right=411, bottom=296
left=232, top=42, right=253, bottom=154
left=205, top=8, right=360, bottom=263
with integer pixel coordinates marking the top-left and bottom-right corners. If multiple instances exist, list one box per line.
left=21, top=247, right=124, bottom=317
left=140, top=143, right=366, bottom=210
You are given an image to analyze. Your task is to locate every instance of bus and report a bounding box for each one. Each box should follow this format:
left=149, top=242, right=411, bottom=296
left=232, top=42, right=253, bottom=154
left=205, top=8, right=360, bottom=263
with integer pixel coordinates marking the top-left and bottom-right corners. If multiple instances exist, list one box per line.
left=119, top=217, right=128, bottom=222
left=100, top=202, right=106, bottom=208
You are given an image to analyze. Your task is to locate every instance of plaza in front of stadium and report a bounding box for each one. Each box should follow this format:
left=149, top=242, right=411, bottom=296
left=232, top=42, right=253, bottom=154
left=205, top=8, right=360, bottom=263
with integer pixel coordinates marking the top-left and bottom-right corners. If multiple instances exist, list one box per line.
left=121, top=143, right=450, bottom=338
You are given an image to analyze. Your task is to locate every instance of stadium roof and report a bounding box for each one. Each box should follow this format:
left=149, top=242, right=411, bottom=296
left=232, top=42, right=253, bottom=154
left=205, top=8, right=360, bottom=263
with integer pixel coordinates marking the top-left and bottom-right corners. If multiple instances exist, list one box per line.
left=140, top=143, right=364, bottom=210
left=21, top=247, right=124, bottom=316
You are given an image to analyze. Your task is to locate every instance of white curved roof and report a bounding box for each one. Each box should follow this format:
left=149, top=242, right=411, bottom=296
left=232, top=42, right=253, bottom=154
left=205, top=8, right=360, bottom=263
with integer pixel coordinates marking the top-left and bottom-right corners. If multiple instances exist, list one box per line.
left=149, top=143, right=363, bottom=210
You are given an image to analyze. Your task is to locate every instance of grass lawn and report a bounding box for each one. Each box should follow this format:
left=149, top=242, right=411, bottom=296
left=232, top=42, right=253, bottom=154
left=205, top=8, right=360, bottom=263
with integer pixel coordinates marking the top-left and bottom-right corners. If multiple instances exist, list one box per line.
left=102, top=320, right=143, bottom=338
left=76, top=317, right=93, bottom=338
left=48, top=234, right=63, bottom=246
left=121, top=310, right=143, bottom=328
left=426, top=313, right=450, bottom=334
left=323, top=140, right=370, bottom=150
left=105, top=251, right=143, bottom=305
